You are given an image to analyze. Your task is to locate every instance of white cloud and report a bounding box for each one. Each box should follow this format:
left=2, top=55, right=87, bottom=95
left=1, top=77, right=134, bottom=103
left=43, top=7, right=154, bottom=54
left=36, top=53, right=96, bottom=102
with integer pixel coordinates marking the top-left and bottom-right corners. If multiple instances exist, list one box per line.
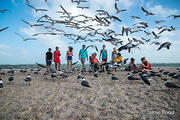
left=117, top=0, right=134, bottom=8
left=150, top=5, right=179, bottom=17
left=0, top=44, right=10, bottom=49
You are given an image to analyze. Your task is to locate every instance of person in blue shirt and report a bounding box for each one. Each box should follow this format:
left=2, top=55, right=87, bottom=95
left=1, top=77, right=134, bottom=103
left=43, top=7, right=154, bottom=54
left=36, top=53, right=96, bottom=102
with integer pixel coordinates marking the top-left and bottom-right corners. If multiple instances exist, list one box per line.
left=79, top=45, right=88, bottom=69
left=99, top=45, right=108, bottom=71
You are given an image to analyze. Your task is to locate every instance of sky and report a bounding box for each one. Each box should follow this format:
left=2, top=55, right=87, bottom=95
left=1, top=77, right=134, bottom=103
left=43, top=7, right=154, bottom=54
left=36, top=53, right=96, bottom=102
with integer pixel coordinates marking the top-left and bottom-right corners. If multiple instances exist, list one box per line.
left=0, top=0, right=180, bottom=64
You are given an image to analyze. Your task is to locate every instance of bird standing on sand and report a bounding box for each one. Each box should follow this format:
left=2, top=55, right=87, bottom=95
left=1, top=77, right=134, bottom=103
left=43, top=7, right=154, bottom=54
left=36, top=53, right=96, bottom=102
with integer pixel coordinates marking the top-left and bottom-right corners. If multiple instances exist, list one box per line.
left=8, top=75, right=14, bottom=83
left=111, top=74, right=118, bottom=80
left=140, top=74, right=151, bottom=85
left=93, top=72, right=98, bottom=78
left=77, top=74, right=84, bottom=79
left=24, top=74, right=31, bottom=85
left=127, top=73, right=140, bottom=80
left=0, top=78, right=3, bottom=88
left=81, top=78, right=91, bottom=88
left=163, top=79, right=180, bottom=88
left=51, top=73, right=57, bottom=79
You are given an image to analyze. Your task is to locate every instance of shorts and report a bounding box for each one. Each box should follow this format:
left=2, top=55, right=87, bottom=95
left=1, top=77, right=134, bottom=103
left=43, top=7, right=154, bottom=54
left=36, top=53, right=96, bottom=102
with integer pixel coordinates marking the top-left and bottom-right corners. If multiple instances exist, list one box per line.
left=81, top=58, right=86, bottom=63
left=46, top=60, right=52, bottom=66
left=67, top=56, right=72, bottom=60
left=102, top=59, right=107, bottom=62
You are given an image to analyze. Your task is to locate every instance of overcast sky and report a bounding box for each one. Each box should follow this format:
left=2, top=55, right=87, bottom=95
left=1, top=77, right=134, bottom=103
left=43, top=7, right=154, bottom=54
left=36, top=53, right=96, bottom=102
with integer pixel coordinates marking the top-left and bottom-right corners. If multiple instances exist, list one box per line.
left=0, top=0, right=180, bottom=64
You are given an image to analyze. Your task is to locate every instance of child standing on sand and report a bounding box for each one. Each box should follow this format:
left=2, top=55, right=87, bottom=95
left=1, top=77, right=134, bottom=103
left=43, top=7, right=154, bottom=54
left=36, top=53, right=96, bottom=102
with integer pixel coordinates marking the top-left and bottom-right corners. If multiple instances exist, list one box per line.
left=79, top=45, right=88, bottom=69
left=99, top=45, right=108, bottom=71
left=66, top=46, right=73, bottom=69
left=54, top=46, right=61, bottom=70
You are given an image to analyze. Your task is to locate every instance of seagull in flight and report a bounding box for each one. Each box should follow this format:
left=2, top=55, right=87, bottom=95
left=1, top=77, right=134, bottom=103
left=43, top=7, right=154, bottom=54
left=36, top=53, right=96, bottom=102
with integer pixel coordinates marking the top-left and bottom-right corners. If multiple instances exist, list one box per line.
left=167, top=14, right=180, bottom=19
left=115, top=3, right=127, bottom=14
left=141, top=7, right=155, bottom=16
left=26, top=3, right=48, bottom=12
left=20, top=19, right=43, bottom=27
left=131, top=16, right=141, bottom=19
left=14, top=32, right=36, bottom=41
left=84, top=45, right=98, bottom=52
left=157, top=42, right=171, bottom=51
left=152, top=31, right=160, bottom=39
left=0, top=9, right=8, bottom=13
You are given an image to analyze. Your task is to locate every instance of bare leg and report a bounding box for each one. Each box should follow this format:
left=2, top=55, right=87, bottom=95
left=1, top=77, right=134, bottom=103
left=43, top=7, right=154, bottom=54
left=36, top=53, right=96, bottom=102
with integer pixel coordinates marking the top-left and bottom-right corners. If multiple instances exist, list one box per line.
left=55, top=63, right=57, bottom=70
left=70, top=60, right=73, bottom=68
left=58, top=63, right=61, bottom=70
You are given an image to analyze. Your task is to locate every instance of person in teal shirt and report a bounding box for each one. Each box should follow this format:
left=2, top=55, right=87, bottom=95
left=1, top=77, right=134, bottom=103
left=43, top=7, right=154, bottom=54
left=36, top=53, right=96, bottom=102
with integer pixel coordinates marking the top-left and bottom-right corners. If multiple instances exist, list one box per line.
left=99, top=45, right=108, bottom=71
left=79, top=45, right=88, bottom=69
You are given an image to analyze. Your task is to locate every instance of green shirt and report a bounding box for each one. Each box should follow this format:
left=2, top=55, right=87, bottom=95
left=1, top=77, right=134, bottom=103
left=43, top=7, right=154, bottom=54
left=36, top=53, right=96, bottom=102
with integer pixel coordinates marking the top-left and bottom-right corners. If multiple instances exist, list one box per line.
left=80, top=49, right=87, bottom=59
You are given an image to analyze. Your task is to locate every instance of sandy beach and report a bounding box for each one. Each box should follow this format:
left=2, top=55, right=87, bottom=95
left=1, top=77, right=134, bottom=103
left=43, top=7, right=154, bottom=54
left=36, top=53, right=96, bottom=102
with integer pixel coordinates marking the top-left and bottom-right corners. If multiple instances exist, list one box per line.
left=0, top=67, right=180, bottom=120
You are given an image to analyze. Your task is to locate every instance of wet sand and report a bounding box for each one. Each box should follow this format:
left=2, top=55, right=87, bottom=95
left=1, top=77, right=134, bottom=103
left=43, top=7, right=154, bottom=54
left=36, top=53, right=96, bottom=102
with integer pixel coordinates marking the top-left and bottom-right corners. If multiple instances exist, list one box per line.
left=0, top=67, right=180, bottom=120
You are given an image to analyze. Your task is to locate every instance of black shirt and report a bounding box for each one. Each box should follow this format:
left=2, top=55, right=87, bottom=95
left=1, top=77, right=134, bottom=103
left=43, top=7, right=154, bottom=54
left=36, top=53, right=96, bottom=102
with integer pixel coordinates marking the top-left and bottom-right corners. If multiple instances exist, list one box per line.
left=46, top=51, right=53, bottom=60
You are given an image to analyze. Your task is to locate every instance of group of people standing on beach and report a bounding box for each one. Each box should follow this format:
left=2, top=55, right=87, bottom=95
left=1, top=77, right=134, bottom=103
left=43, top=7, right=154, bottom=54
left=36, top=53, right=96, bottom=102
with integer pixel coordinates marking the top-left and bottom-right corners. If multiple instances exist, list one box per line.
left=45, top=45, right=151, bottom=72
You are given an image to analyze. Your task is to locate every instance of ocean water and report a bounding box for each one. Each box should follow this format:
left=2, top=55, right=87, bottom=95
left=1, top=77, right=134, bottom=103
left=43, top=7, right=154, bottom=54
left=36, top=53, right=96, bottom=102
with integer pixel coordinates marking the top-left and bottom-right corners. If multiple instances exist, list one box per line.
left=0, top=63, right=180, bottom=69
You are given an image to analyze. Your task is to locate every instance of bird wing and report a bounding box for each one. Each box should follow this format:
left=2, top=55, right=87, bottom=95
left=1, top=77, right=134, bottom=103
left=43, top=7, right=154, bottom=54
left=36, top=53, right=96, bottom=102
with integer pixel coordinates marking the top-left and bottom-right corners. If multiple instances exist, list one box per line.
left=0, top=27, right=9, bottom=32
left=26, top=3, right=36, bottom=10
left=72, top=61, right=79, bottom=65
left=20, top=19, right=32, bottom=26
left=141, top=7, right=148, bottom=14
left=36, top=63, right=47, bottom=68
left=115, top=3, right=120, bottom=14
left=37, top=9, right=48, bottom=11
left=152, top=31, right=157, bottom=37
left=14, top=32, right=24, bottom=39
left=157, top=42, right=166, bottom=51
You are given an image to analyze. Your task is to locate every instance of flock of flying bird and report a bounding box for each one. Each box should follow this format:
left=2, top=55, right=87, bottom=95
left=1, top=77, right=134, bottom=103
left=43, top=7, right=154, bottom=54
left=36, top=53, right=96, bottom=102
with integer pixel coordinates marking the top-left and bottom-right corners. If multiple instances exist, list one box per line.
left=0, top=0, right=180, bottom=53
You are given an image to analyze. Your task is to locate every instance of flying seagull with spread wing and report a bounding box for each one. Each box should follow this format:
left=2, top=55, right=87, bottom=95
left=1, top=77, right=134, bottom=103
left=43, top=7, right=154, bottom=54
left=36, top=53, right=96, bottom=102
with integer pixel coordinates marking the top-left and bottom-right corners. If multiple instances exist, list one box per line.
left=115, top=3, right=127, bottom=14
left=14, top=32, right=36, bottom=41
left=157, top=42, right=171, bottom=51
left=26, top=3, right=48, bottom=12
left=141, top=7, right=155, bottom=16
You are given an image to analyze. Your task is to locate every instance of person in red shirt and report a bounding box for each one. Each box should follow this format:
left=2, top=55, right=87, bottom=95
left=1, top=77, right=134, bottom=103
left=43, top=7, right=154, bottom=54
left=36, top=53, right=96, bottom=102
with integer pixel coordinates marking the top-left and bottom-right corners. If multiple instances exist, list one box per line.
left=54, top=46, right=61, bottom=70
left=90, top=53, right=99, bottom=70
left=140, top=57, right=151, bottom=71
left=66, top=46, right=73, bottom=69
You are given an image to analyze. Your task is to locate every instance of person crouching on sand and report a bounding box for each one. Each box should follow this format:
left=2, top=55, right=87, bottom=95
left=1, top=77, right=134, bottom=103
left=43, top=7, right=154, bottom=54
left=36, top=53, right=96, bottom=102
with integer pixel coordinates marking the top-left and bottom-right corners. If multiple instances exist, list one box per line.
left=54, top=46, right=61, bottom=70
left=140, top=57, right=151, bottom=71
left=90, top=53, right=99, bottom=71
left=125, top=58, right=138, bottom=71
left=66, top=46, right=73, bottom=69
